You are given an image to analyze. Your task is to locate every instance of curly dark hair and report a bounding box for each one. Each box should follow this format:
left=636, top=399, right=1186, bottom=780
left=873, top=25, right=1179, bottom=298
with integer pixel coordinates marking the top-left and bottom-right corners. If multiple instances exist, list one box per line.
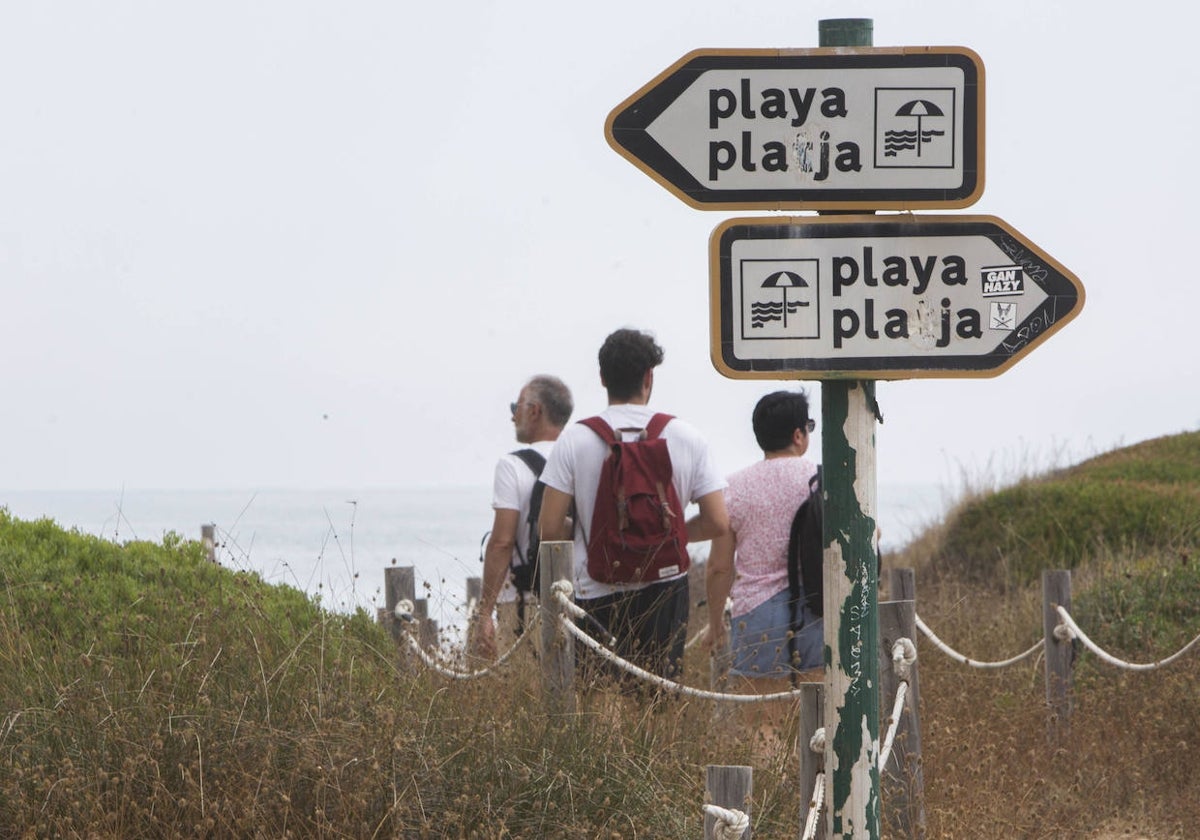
left=598, top=328, right=664, bottom=402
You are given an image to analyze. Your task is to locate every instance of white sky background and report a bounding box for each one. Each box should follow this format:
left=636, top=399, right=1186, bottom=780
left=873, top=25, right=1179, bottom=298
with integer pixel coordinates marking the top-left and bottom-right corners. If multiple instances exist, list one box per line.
left=2, top=1, right=1198, bottom=494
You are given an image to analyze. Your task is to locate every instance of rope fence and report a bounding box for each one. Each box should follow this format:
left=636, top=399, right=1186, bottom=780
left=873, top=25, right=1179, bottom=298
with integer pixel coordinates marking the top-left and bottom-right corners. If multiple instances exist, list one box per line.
left=914, top=613, right=1043, bottom=669
left=394, top=601, right=541, bottom=681
left=914, top=606, right=1200, bottom=674
left=383, top=562, right=1200, bottom=840
left=1054, top=605, right=1200, bottom=672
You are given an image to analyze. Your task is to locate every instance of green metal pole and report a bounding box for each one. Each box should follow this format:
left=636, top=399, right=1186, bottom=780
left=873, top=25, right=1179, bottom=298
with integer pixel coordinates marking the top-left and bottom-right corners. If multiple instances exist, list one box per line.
left=818, top=17, right=881, bottom=840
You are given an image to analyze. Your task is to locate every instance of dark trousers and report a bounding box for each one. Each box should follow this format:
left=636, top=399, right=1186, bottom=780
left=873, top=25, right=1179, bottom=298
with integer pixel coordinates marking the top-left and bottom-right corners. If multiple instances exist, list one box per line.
left=576, top=575, right=689, bottom=684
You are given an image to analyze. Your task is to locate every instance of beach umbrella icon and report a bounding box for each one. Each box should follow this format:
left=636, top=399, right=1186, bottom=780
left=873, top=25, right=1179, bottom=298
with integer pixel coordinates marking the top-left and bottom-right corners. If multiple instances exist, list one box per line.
left=895, top=99, right=945, bottom=157
left=762, top=270, right=809, bottom=327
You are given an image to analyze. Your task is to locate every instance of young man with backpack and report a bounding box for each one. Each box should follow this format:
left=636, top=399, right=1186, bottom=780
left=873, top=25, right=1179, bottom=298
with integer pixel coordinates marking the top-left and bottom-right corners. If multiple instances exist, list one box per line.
left=473, top=374, right=574, bottom=661
left=538, top=328, right=728, bottom=681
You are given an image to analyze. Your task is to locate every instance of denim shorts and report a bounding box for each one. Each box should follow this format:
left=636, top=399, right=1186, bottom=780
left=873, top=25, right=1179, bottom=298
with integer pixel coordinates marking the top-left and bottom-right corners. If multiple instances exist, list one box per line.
left=729, top=587, right=824, bottom=678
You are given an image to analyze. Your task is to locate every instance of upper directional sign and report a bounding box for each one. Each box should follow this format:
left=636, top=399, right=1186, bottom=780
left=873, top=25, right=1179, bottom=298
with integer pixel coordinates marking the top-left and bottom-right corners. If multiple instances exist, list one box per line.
left=606, top=47, right=985, bottom=210
left=710, top=215, right=1084, bottom=379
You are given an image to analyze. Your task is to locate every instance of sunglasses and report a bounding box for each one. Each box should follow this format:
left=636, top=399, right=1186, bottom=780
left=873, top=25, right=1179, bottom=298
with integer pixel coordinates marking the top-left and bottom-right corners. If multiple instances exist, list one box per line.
left=804, top=419, right=816, bottom=433
left=510, top=401, right=535, bottom=416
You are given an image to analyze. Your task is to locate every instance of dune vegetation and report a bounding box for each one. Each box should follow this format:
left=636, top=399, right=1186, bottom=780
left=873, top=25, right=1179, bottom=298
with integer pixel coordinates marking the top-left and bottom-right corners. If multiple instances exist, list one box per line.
left=2, top=430, right=1199, bottom=837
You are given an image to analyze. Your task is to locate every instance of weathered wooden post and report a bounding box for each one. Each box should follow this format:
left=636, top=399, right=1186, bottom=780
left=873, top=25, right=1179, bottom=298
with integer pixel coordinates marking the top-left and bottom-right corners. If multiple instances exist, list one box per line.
left=384, top=566, right=416, bottom=643
left=200, top=524, right=217, bottom=563
left=705, top=765, right=752, bottom=840
left=1043, top=569, right=1073, bottom=742
left=821, top=374, right=881, bottom=840
left=413, top=599, right=439, bottom=650
left=888, top=568, right=917, bottom=604
left=880, top=597, right=926, bottom=838
left=538, top=541, right=575, bottom=712
left=798, top=684, right=825, bottom=837
left=817, top=18, right=882, bottom=839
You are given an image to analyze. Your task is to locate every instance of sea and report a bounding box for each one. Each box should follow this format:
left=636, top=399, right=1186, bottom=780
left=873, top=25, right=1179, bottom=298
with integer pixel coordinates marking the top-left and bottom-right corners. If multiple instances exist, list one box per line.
left=1, top=482, right=950, bottom=643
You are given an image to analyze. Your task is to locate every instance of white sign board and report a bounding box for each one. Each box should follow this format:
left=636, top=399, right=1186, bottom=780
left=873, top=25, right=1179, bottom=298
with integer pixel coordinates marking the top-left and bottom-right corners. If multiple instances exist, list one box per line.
left=710, top=215, right=1084, bottom=379
left=607, top=47, right=984, bottom=210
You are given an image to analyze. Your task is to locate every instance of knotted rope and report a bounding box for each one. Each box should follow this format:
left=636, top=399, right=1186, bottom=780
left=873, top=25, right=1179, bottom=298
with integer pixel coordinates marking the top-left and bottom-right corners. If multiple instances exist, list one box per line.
left=892, top=637, right=918, bottom=681
left=878, top=637, right=916, bottom=769
left=702, top=803, right=749, bottom=840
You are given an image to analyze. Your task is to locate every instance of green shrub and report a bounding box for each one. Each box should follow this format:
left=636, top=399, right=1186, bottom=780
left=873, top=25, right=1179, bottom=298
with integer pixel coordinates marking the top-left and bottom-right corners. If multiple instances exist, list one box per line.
left=933, top=432, right=1200, bottom=585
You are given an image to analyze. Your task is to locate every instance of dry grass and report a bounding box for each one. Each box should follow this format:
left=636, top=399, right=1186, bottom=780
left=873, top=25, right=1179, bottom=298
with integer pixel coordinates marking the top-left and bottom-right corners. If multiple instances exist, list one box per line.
left=3, top=431, right=1199, bottom=837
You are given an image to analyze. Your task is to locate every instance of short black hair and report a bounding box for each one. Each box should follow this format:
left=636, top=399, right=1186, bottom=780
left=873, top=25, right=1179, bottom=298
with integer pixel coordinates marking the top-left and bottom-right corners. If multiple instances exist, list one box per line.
left=752, top=390, right=811, bottom=452
left=598, top=328, right=664, bottom=401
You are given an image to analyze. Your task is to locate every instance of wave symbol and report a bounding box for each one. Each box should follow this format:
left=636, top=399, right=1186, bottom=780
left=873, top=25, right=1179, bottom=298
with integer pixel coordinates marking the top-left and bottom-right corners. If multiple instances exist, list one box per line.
left=750, top=300, right=806, bottom=328
left=884, top=128, right=946, bottom=158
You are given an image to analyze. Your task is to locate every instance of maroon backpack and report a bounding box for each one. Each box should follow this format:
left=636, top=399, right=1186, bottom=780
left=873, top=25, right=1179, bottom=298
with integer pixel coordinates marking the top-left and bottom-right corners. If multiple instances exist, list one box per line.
left=579, top=413, right=690, bottom=585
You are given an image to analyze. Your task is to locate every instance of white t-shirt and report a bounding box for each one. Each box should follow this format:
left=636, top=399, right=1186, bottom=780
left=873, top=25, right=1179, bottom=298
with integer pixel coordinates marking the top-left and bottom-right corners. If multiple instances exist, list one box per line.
left=491, top=438, right=556, bottom=604
left=540, top=405, right=726, bottom=600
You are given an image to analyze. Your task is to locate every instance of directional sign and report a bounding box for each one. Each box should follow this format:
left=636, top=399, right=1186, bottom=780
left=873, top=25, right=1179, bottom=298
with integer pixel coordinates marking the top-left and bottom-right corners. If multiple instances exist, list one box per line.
left=710, top=215, right=1084, bottom=379
left=606, top=47, right=985, bottom=210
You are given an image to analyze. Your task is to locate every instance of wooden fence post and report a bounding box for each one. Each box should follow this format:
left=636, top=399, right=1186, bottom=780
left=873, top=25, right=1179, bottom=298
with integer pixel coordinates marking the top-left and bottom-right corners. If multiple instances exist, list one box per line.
left=538, top=541, right=575, bottom=713
left=880, top=597, right=927, bottom=838
left=888, top=567, right=916, bottom=603
left=1043, top=569, right=1073, bottom=743
left=413, top=599, right=439, bottom=650
left=384, top=566, right=416, bottom=645
left=200, top=524, right=217, bottom=563
left=705, top=765, right=752, bottom=840
left=797, top=684, right=824, bottom=837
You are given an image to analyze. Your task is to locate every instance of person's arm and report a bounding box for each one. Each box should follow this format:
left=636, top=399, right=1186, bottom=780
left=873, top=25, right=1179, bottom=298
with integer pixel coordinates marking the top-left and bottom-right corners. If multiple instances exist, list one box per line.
left=685, top=488, right=729, bottom=543
left=473, top=508, right=519, bottom=660
left=538, top=486, right=574, bottom=542
left=704, top=530, right=736, bottom=653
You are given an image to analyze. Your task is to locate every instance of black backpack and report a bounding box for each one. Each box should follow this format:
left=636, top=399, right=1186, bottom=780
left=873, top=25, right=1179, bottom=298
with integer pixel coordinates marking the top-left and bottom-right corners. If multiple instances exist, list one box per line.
left=509, top=448, right=547, bottom=596
left=786, top=466, right=824, bottom=626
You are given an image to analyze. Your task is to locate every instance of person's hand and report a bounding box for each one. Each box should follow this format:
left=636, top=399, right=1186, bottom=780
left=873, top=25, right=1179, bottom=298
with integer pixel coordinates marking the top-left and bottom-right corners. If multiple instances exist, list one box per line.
left=703, top=620, right=728, bottom=656
left=473, top=612, right=497, bottom=660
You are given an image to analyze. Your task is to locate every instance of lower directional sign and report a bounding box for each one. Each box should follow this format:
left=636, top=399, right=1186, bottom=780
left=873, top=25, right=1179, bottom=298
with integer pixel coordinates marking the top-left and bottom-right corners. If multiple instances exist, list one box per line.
left=710, top=215, right=1085, bottom=379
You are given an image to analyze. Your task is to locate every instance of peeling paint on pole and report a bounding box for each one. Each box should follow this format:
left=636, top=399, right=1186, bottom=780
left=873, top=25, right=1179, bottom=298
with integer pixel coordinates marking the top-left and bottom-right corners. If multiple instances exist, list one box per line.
left=816, top=19, right=881, bottom=838
left=822, top=379, right=880, bottom=838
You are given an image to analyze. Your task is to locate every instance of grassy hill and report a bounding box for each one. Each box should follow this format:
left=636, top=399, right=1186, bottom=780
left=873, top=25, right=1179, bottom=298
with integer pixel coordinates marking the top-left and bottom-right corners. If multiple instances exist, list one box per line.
left=889, top=430, right=1200, bottom=837
left=2, top=431, right=1199, bottom=837
left=920, top=431, right=1200, bottom=584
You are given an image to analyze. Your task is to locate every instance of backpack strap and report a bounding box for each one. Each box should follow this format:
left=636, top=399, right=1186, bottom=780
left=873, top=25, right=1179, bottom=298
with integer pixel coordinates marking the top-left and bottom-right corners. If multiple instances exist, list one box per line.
left=508, top=448, right=547, bottom=575
left=579, top=413, right=675, bottom=442
left=645, top=413, right=674, bottom=439
left=579, top=415, right=616, bottom=443
left=511, top=448, right=546, bottom=476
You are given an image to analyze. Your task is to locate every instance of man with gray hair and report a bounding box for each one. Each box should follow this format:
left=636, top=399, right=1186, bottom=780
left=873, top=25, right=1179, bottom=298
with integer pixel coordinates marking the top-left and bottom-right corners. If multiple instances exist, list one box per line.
left=473, top=374, right=573, bottom=660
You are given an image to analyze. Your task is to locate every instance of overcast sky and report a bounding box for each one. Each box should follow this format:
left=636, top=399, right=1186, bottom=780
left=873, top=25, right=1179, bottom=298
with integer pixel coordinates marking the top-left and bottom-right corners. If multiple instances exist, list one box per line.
left=3, top=1, right=1197, bottom=496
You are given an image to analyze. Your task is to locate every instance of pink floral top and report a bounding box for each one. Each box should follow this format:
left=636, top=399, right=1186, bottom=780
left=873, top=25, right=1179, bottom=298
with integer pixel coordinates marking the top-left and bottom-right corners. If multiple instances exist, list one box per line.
left=724, top=456, right=818, bottom=618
